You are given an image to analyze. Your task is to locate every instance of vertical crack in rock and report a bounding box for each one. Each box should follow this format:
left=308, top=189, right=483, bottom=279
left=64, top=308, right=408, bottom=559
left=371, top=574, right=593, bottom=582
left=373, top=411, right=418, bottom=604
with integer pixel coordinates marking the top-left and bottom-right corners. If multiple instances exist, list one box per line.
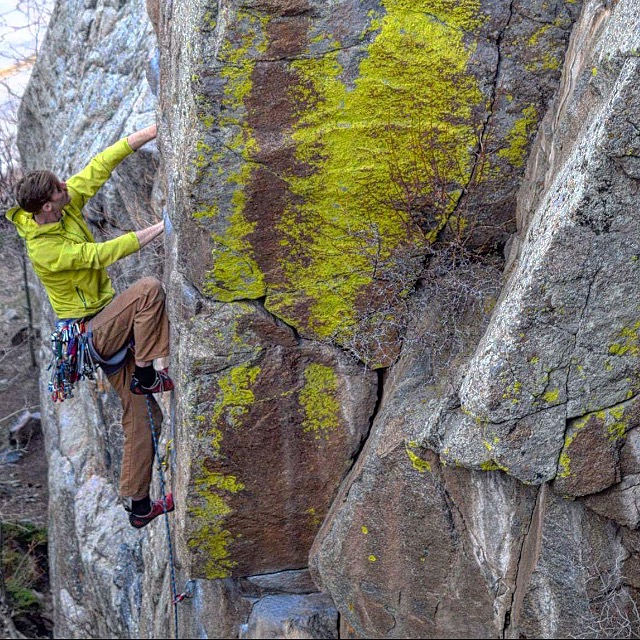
left=557, top=248, right=601, bottom=474
left=336, top=368, right=386, bottom=509
left=345, top=368, right=386, bottom=481
left=370, top=369, right=385, bottom=431
left=503, top=483, right=543, bottom=637
left=453, top=0, right=515, bottom=219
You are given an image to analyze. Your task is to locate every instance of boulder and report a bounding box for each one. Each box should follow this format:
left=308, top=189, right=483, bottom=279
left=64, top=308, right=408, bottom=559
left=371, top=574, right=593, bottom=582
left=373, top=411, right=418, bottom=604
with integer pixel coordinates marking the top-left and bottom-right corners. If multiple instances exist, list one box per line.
left=240, top=593, right=338, bottom=639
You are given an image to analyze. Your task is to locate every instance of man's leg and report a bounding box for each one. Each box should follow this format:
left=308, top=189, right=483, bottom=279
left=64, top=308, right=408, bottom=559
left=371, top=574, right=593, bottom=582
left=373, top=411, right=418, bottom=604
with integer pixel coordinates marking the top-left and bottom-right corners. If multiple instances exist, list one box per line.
left=90, top=276, right=170, bottom=364
left=107, top=354, right=163, bottom=502
left=90, top=277, right=174, bottom=525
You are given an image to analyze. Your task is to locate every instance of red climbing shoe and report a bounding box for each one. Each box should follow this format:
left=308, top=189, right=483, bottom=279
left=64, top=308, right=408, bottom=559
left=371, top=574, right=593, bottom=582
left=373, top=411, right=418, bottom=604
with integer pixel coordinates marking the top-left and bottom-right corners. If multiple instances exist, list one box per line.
left=130, top=368, right=175, bottom=395
left=129, top=493, right=175, bottom=529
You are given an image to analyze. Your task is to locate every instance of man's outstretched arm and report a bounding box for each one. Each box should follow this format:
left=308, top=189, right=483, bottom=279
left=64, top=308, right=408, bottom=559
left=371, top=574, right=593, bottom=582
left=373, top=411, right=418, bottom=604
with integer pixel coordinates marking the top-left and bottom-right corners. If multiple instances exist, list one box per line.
left=66, top=124, right=158, bottom=211
left=34, top=221, right=165, bottom=273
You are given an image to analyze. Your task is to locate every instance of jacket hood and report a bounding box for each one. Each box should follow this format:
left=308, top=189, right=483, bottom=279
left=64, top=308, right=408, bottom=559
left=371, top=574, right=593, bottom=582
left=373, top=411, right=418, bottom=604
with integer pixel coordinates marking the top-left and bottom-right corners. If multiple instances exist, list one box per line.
left=6, top=206, right=64, bottom=240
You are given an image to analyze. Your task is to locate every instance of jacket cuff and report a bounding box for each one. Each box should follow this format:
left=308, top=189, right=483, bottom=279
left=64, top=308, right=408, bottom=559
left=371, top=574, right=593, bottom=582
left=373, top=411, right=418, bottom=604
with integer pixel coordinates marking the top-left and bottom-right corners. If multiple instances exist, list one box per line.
left=125, top=230, right=141, bottom=253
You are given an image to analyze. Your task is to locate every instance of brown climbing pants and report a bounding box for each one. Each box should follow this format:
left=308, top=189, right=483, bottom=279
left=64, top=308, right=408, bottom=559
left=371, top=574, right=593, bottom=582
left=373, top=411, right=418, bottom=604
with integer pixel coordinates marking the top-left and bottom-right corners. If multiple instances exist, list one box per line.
left=90, top=277, right=170, bottom=500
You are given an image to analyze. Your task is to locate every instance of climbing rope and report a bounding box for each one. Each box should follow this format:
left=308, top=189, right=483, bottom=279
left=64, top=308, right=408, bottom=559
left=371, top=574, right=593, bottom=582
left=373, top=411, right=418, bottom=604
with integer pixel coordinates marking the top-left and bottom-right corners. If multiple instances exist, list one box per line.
left=145, top=393, right=180, bottom=639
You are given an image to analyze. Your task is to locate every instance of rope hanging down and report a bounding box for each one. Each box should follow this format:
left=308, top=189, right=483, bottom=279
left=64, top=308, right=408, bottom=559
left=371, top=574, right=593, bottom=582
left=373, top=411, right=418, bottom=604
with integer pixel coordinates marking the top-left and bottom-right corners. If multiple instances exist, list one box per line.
left=145, top=392, right=181, bottom=639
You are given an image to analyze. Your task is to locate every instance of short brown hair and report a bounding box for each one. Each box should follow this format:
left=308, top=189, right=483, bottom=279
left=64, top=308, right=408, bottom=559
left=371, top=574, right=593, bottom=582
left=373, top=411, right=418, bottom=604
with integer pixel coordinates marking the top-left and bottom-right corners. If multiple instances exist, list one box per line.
left=15, top=171, right=58, bottom=214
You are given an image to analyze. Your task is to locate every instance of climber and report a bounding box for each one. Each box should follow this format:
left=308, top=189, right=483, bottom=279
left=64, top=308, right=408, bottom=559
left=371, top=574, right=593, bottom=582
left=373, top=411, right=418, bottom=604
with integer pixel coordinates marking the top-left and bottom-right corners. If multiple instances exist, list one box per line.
left=6, top=124, right=175, bottom=529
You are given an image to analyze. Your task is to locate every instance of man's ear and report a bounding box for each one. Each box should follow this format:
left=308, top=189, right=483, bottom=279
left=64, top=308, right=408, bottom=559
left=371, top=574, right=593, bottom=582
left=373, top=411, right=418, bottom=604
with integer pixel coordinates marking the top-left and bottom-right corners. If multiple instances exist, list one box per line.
left=41, top=201, right=52, bottom=213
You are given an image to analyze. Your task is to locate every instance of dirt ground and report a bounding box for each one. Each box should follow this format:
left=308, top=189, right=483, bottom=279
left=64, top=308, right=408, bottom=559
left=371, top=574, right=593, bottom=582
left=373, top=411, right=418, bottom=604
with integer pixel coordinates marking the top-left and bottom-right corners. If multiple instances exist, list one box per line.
left=0, top=218, right=51, bottom=637
left=0, top=223, right=46, bottom=527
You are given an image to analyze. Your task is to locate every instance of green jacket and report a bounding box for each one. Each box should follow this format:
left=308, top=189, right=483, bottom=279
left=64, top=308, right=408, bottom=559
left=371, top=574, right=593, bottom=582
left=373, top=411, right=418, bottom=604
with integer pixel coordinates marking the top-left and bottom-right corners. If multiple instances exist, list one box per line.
left=6, top=138, right=141, bottom=319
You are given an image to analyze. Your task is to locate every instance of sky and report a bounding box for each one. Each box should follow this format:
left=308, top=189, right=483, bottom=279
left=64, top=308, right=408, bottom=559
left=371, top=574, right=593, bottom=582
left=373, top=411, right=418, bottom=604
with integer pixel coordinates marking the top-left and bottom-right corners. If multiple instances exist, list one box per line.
left=0, top=0, right=52, bottom=120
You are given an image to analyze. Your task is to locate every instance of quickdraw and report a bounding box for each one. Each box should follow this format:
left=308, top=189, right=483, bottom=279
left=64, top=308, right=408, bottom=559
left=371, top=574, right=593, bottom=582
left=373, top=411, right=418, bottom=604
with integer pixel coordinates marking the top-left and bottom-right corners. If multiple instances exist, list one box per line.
left=173, top=580, right=196, bottom=605
left=48, top=319, right=97, bottom=402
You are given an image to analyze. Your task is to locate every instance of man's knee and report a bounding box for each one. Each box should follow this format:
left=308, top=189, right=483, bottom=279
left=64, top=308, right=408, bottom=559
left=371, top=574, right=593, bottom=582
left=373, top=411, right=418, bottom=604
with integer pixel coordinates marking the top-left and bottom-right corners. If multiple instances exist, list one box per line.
left=137, top=276, right=165, bottom=301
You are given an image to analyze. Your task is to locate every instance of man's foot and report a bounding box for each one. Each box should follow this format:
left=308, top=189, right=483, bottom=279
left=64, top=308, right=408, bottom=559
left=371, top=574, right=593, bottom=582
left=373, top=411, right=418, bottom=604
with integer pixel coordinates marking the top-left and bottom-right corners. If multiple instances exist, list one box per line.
left=129, top=493, right=174, bottom=529
left=130, top=368, right=174, bottom=395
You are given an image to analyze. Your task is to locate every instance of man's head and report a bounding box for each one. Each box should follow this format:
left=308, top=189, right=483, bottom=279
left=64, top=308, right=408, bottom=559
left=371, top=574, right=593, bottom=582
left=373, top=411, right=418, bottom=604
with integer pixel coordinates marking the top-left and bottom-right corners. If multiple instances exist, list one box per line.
left=16, top=171, right=70, bottom=223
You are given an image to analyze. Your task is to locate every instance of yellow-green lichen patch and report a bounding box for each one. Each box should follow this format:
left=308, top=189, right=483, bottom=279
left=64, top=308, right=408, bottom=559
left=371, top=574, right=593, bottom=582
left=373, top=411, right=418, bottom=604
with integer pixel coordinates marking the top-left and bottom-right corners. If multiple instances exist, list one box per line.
left=481, top=460, right=509, bottom=472
left=502, top=379, right=523, bottom=404
left=299, top=364, right=341, bottom=440
left=543, top=388, right=560, bottom=404
left=306, top=507, right=322, bottom=528
left=210, top=364, right=262, bottom=430
left=267, top=0, right=486, bottom=342
left=405, top=440, right=432, bottom=473
left=199, top=10, right=269, bottom=301
left=523, top=21, right=563, bottom=73
left=558, top=403, right=631, bottom=478
left=558, top=412, right=592, bottom=478
left=189, top=471, right=245, bottom=579
left=498, top=104, right=538, bottom=167
left=217, top=11, right=270, bottom=117
left=608, top=321, right=640, bottom=357
left=188, top=362, right=261, bottom=578
left=202, top=200, right=266, bottom=301
left=527, top=24, right=553, bottom=47
left=606, top=406, right=628, bottom=442
left=361, top=525, right=369, bottom=535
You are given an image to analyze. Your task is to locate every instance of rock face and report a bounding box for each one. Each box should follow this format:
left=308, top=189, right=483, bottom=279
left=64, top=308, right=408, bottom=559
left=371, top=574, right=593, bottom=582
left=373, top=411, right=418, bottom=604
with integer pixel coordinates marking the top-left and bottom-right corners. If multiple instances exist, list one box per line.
left=311, top=1, right=640, bottom=638
left=14, top=0, right=640, bottom=638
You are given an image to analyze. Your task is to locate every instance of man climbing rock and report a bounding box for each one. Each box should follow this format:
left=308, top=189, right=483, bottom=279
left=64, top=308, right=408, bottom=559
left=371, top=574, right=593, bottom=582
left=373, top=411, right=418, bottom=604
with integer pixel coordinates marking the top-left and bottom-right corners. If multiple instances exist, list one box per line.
left=6, top=124, right=174, bottom=529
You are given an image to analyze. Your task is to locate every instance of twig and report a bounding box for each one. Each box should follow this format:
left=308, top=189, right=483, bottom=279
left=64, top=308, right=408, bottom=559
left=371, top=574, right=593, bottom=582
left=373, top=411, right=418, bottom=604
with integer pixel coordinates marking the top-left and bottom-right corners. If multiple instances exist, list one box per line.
left=0, top=407, right=39, bottom=425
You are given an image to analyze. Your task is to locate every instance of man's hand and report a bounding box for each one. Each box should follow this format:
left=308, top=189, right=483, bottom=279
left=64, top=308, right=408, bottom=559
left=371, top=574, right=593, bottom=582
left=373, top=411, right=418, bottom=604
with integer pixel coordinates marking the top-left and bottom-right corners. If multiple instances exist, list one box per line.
left=127, top=124, right=157, bottom=151
left=135, top=221, right=164, bottom=248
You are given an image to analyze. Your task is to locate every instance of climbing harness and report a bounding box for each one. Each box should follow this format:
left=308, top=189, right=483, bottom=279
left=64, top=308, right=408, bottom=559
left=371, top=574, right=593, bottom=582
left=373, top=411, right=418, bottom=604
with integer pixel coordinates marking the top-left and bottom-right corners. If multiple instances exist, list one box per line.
left=145, top=392, right=181, bottom=639
left=47, top=319, right=131, bottom=402
left=48, top=319, right=96, bottom=402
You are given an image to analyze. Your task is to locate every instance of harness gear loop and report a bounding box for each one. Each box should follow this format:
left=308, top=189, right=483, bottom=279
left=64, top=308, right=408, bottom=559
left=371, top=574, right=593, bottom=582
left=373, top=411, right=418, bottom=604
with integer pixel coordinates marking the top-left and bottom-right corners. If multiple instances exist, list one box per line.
left=47, top=319, right=97, bottom=402
left=47, top=318, right=131, bottom=403
left=145, top=395, right=180, bottom=639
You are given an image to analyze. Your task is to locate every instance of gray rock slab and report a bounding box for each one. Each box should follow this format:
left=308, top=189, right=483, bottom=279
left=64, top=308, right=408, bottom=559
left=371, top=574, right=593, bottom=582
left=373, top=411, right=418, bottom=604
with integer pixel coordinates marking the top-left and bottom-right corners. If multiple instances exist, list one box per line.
left=240, top=593, right=338, bottom=640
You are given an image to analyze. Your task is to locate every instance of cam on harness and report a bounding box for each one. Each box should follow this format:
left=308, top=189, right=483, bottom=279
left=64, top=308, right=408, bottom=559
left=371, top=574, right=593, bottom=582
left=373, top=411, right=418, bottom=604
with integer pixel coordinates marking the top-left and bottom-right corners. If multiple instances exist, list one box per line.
left=48, top=318, right=129, bottom=402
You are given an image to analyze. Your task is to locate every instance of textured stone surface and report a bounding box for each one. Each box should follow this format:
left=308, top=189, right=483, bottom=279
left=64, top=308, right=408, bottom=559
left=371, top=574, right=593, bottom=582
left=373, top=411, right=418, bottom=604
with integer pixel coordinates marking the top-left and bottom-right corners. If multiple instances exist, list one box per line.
left=507, top=486, right=627, bottom=638
left=169, top=287, right=377, bottom=579
left=459, top=0, right=640, bottom=485
left=246, top=569, right=318, bottom=595
left=310, top=425, right=539, bottom=638
left=311, top=1, right=640, bottom=639
left=160, top=0, right=578, bottom=367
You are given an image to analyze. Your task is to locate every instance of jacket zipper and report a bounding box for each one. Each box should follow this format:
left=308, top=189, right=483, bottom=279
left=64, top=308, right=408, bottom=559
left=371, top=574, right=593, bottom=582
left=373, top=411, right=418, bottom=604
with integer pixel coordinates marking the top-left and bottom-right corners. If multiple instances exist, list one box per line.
left=75, top=286, right=88, bottom=309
